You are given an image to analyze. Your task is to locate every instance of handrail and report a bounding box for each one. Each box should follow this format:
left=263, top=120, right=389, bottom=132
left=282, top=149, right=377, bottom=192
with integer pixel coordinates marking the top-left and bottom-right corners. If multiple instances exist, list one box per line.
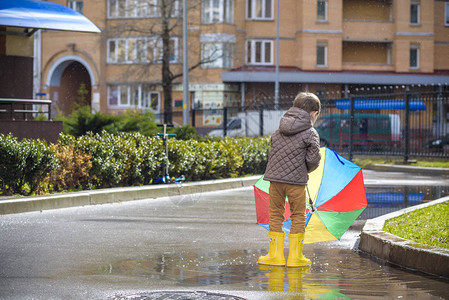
left=0, top=98, right=52, bottom=104
left=0, top=98, right=53, bottom=121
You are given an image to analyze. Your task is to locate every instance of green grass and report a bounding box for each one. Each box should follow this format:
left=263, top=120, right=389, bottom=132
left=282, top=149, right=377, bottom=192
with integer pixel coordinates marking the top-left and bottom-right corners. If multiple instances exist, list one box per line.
left=353, top=157, right=449, bottom=169
left=383, top=202, right=449, bottom=249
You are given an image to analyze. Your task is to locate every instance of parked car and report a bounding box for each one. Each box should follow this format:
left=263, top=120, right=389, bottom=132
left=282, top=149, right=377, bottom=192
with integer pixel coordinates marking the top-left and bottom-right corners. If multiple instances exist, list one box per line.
left=208, top=110, right=286, bottom=137
left=314, top=113, right=401, bottom=150
left=425, top=134, right=449, bottom=152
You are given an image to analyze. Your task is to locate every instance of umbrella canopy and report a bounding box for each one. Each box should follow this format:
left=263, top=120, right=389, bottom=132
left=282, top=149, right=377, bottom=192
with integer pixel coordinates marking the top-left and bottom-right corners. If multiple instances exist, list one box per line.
left=254, top=147, right=367, bottom=244
left=0, top=0, right=101, bottom=34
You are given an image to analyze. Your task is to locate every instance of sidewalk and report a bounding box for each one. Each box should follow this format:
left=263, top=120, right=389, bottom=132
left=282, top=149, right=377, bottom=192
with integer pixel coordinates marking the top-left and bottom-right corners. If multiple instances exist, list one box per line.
left=0, top=176, right=260, bottom=215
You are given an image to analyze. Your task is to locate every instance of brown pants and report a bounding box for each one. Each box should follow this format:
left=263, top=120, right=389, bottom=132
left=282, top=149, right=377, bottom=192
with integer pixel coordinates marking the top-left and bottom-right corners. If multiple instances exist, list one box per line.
left=269, top=182, right=306, bottom=234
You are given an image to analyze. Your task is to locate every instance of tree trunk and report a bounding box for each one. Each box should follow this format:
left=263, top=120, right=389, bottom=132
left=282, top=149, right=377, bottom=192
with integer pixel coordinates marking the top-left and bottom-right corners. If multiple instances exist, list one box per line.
left=161, top=2, right=173, bottom=124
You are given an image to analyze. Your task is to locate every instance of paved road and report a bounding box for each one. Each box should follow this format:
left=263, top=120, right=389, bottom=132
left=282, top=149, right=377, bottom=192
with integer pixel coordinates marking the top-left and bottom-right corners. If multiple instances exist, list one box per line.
left=0, top=171, right=448, bottom=299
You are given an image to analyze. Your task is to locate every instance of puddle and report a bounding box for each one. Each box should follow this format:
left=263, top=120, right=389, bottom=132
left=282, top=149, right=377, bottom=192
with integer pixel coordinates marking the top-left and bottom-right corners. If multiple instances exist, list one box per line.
left=85, top=185, right=449, bottom=299
left=90, top=248, right=449, bottom=299
left=361, top=185, right=449, bottom=219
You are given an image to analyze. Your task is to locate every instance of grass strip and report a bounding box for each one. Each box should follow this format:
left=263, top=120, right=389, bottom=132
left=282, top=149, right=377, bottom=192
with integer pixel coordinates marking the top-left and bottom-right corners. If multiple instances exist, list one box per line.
left=383, top=201, right=449, bottom=249
left=353, top=157, right=449, bottom=169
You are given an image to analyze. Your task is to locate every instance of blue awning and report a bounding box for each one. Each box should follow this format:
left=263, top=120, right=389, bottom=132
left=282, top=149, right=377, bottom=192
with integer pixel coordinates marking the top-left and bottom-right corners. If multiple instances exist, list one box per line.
left=0, top=0, right=100, bottom=34
left=334, top=99, right=426, bottom=111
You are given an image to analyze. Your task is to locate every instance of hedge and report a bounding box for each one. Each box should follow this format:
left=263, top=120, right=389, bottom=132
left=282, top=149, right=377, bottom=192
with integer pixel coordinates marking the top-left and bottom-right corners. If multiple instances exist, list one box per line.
left=0, top=132, right=270, bottom=196
left=0, top=134, right=58, bottom=195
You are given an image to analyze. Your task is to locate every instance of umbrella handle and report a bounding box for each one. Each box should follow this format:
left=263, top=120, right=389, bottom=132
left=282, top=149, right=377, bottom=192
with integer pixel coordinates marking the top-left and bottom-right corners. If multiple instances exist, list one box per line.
left=306, top=186, right=316, bottom=213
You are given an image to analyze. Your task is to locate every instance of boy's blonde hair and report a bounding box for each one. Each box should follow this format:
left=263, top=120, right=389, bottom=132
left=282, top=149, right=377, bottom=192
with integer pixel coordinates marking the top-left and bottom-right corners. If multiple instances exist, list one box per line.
left=293, top=92, right=321, bottom=114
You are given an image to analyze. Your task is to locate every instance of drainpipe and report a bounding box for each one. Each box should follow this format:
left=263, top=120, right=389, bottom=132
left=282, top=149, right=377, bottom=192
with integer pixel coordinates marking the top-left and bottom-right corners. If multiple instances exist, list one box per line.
left=33, top=30, right=42, bottom=99
left=182, top=0, right=189, bottom=125
left=241, top=82, right=245, bottom=111
left=274, top=0, right=280, bottom=108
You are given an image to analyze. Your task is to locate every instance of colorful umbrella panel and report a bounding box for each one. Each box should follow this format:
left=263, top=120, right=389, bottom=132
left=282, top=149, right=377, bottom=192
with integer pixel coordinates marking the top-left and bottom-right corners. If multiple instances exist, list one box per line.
left=254, top=147, right=367, bottom=244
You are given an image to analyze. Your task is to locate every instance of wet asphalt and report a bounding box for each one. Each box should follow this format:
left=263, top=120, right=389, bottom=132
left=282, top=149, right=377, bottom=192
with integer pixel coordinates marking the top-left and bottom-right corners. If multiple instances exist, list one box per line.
left=0, top=170, right=448, bottom=300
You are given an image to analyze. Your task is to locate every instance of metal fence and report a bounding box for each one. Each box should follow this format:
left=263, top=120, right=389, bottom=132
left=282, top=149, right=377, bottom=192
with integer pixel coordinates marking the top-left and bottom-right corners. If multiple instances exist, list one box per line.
left=177, top=91, right=448, bottom=160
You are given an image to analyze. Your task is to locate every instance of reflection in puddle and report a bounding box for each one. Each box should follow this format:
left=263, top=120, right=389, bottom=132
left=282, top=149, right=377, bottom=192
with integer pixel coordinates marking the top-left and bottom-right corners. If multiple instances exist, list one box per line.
left=96, top=249, right=349, bottom=298
left=361, top=185, right=449, bottom=219
left=93, top=247, right=448, bottom=299
left=99, top=250, right=263, bottom=286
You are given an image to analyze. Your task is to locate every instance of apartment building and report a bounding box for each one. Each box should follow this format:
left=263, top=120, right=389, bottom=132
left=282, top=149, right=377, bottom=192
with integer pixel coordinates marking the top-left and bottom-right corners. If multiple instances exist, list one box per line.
left=38, top=0, right=449, bottom=127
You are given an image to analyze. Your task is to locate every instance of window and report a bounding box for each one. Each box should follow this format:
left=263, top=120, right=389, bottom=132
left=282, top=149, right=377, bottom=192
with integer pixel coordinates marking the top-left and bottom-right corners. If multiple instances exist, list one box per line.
left=247, top=0, right=273, bottom=20
left=202, top=0, right=233, bottom=24
left=153, top=38, right=179, bottom=63
left=108, top=84, right=160, bottom=110
left=68, top=0, right=83, bottom=14
left=120, top=85, right=129, bottom=106
left=201, top=43, right=234, bottom=68
left=445, top=2, right=449, bottom=26
left=142, top=90, right=160, bottom=111
left=246, top=40, right=273, bottom=65
left=107, top=37, right=179, bottom=64
left=317, top=0, right=327, bottom=22
left=410, top=44, right=419, bottom=69
left=410, top=1, right=420, bottom=25
left=317, top=42, right=327, bottom=67
left=108, top=0, right=179, bottom=18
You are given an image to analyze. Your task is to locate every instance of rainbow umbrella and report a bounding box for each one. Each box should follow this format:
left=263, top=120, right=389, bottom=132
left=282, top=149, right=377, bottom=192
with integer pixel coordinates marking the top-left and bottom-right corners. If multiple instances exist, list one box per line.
left=254, top=147, right=367, bottom=244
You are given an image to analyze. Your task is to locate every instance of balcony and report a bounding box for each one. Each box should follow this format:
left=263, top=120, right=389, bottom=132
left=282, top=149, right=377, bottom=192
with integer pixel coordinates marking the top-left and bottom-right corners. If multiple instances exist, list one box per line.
left=342, top=41, right=394, bottom=72
left=343, top=20, right=394, bottom=42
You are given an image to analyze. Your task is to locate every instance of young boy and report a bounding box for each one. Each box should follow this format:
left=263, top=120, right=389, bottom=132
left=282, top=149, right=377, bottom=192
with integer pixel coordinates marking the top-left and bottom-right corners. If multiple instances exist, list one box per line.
left=258, top=92, right=321, bottom=267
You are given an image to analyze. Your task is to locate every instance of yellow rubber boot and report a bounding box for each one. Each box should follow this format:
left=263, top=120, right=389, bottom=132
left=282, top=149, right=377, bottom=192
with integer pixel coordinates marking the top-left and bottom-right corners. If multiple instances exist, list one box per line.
left=286, top=233, right=311, bottom=267
left=258, top=231, right=286, bottom=266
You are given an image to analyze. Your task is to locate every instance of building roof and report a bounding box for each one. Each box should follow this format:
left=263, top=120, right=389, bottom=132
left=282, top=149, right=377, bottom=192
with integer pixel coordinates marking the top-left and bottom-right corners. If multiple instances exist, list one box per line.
left=222, top=66, right=449, bottom=86
left=0, top=0, right=100, bottom=35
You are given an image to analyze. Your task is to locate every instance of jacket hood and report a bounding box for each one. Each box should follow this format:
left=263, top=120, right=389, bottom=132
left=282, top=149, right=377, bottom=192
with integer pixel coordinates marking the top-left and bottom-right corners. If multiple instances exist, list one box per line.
left=279, top=107, right=312, bottom=136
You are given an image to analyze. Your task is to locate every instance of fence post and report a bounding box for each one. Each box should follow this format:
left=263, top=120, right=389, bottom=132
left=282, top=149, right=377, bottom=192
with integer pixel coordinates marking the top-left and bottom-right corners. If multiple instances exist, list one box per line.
left=259, top=104, right=264, bottom=136
left=223, top=107, right=228, bottom=137
left=349, top=95, right=355, bottom=161
left=404, top=89, right=410, bottom=163
left=191, top=108, right=196, bottom=127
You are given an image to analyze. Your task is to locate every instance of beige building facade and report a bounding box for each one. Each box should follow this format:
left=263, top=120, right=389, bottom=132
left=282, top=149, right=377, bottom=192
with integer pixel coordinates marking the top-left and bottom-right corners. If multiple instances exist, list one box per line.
left=38, top=0, right=449, bottom=126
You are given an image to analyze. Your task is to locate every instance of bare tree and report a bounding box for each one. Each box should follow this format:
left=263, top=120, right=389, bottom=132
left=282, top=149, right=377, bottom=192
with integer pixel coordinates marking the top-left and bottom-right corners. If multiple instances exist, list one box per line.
left=106, top=0, right=225, bottom=124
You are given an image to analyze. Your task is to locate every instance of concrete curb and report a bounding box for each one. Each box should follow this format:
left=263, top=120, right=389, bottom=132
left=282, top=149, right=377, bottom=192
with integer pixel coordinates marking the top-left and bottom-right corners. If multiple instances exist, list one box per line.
left=358, top=196, right=449, bottom=279
left=0, top=176, right=260, bottom=215
left=366, top=164, right=449, bottom=175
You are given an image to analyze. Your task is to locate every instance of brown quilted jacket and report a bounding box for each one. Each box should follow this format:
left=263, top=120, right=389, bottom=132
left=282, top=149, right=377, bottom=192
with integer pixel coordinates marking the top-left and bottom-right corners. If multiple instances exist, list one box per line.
left=264, top=107, right=321, bottom=186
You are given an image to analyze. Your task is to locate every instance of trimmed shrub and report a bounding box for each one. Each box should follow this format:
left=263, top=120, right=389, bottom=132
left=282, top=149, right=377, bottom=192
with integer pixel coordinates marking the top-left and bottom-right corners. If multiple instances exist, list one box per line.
left=58, top=132, right=165, bottom=188
left=59, top=132, right=126, bottom=188
left=0, top=130, right=270, bottom=196
left=237, top=137, right=270, bottom=175
left=0, top=134, right=58, bottom=195
left=48, top=144, right=92, bottom=192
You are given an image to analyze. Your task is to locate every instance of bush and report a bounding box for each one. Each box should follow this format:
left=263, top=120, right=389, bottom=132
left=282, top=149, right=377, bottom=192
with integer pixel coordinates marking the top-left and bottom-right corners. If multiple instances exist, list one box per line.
left=168, top=138, right=244, bottom=180
left=58, top=132, right=165, bottom=188
left=213, top=138, right=244, bottom=178
left=237, top=137, right=270, bottom=175
left=56, top=105, right=118, bottom=137
left=48, top=144, right=92, bottom=192
left=56, top=106, right=159, bottom=137
left=173, top=125, right=204, bottom=141
left=0, top=134, right=58, bottom=195
left=105, top=111, right=159, bottom=136
left=0, top=130, right=270, bottom=196
left=62, top=132, right=129, bottom=188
